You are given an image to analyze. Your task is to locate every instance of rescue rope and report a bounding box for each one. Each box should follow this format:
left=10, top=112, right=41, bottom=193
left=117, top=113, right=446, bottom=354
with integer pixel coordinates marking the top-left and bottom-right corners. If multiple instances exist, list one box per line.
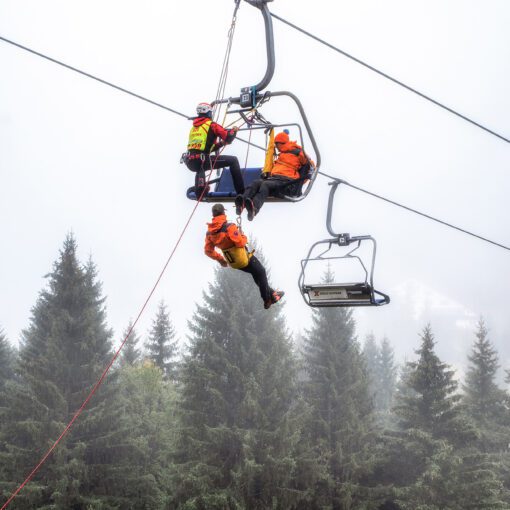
left=0, top=35, right=266, bottom=153
left=269, top=13, right=510, bottom=144
left=213, top=0, right=241, bottom=123
left=0, top=150, right=227, bottom=509
left=318, top=171, right=510, bottom=252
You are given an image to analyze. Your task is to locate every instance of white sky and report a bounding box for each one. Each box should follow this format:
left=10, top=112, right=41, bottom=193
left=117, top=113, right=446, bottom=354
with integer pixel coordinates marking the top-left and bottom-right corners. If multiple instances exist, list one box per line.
left=1, top=0, right=509, bottom=374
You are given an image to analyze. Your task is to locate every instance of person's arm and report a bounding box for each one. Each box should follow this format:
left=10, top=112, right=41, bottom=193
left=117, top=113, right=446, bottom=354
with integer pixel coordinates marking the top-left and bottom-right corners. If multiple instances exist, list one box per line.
left=204, top=235, right=228, bottom=265
left=211, top=122, right=238, bottom=144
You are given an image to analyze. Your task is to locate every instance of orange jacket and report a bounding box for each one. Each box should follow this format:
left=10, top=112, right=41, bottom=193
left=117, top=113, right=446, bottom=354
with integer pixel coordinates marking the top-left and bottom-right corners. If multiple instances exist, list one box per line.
left=270, top=141, right=309, bottom=180
left=204, top=215, right=247, bottom=263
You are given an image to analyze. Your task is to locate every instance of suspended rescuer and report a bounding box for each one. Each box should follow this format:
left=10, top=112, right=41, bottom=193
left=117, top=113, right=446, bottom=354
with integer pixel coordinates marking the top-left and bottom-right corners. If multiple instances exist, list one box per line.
left=183, top=102, right=245, bottom=198
left=235, top=129, right=311, bottom=220
left=204, top=203, right=284, bottom=309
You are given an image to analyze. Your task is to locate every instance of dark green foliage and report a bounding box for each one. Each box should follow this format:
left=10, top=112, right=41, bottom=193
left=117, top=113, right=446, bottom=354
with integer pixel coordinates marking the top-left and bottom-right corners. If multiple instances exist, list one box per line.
left=385, top=324, right=505, bottom=509
left=394, top=325, right=472, bottom=446
left=0, top=328, right=15, bottom=387
left=114, top=362, right=178, bottom=509
left=299, top=269, right=376, bottom=509
left=119, top=320, right=142, bottom=367
left=463, top=318, right=509, bottom=451
left=146, top=301, right=178, bottom=380
left=378, top=339, right=397, bottom=416
left=173, top=255, right=302, bottom=509
left=0, top=235, right=124, bottom=508
left=363, top=335, right=397, bottom=426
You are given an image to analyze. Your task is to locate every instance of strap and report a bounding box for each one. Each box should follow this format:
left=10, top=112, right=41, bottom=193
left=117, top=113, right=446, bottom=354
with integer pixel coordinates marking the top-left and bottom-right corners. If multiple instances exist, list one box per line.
left=219, top=222, right=234, bottom=233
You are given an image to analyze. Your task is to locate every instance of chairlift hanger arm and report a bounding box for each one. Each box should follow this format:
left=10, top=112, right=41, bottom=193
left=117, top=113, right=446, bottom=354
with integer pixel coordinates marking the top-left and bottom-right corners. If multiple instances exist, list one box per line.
left=242, top=0, right=276, bottom=93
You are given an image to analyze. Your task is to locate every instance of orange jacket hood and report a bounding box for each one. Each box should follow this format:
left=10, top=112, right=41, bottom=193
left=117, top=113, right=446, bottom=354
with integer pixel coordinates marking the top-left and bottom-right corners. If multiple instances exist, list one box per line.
left=207, top=214, right=227, bottom=233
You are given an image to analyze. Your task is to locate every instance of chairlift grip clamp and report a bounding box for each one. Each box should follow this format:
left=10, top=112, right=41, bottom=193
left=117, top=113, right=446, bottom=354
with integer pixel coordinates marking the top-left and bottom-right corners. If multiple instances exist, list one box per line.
left=337, top=233, right=351, bottom=246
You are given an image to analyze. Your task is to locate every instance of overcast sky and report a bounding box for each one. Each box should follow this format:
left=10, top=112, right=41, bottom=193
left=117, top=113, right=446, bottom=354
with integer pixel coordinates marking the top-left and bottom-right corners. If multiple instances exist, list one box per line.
left=1, top=0, right=509, bottom=375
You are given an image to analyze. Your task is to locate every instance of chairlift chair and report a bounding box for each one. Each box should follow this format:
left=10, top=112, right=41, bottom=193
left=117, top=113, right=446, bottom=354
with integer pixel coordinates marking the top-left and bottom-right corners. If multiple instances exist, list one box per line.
left=185, top=0, right=320, bottom=203
left=299, top=234, right=390, bottom=307
left=298, top=180, right=390, bottom=308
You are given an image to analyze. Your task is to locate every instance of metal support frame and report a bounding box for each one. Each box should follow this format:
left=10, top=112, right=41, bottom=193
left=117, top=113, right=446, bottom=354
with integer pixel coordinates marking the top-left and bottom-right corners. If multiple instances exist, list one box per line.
left=202, top=0, right=321, bottom=203
left=298, top=180, right=390, bottom=307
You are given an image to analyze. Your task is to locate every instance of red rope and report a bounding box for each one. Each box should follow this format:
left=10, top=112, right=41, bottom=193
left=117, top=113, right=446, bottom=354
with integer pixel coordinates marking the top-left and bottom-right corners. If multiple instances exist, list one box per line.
left=0, top=159, right=222, bottom=509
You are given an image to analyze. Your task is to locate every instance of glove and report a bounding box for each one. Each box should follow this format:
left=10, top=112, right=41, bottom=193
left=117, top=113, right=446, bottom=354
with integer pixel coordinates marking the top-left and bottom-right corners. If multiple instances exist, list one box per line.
left=219, top=259, right=228, bottom=267
left=261, top=172, right=269, bottom=179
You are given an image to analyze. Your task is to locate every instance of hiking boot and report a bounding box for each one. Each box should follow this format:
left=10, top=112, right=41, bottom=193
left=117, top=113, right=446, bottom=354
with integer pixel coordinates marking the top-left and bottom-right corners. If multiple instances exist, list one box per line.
left=196, top=185, right=210, bottom=199
left=245, top=198, right=256, bottom=221
left=271, top=290, right=285, bottom=304
left=235, top=195, right=244, bottom=216
left=264, top=290, right=285, bottom=310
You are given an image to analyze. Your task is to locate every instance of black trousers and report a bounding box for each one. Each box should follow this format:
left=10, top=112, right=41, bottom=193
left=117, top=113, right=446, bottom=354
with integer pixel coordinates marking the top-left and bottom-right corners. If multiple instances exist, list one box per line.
left=186, top=154, right=245, bottom=195
left=239, top=256, right=272, bottom=303
left=243, top=177, right=294, bottom=213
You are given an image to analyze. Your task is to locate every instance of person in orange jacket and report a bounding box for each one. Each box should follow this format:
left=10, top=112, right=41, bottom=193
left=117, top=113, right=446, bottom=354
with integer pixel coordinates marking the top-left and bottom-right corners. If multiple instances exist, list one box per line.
left=183, top=102, right=245, bottom=198
left=204, top=203, right=284, bottom=309
left=235, top=130, right=311, bottom=220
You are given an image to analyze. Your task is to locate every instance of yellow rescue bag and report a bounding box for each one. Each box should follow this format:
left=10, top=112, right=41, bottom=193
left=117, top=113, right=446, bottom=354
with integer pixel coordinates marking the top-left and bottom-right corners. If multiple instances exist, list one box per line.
left=262, top=128, right=275, bottom=175
left=222, top=246, right=254, bottom=269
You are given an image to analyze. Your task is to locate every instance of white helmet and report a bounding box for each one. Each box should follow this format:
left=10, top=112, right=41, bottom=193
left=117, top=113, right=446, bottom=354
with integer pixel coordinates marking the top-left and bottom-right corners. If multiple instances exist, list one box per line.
left=196, top=102, right=213, bottom=115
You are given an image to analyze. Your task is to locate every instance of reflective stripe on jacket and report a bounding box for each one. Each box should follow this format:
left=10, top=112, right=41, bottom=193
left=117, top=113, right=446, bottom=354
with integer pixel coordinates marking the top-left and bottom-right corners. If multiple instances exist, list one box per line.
left=187, top=117, right=235, bottom=154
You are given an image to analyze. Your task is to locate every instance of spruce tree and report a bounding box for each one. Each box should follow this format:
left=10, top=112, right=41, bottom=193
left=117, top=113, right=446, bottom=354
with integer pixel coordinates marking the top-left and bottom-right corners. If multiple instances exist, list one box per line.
left=113, top=361, right=178, bottom=509
left=119, top=320, right=141, bottom=367
left=386, top=324, right=505, bottom=509
left=146, top=300, right=178, bottom=380
left=363, top=332, right=380, bottom=403
left=0, top=235, right=127, bottom=508
left=394, top=325, right=467, bottom=444
left=300, top=270, right=376, bottom=510
left=0, top=328, right=15, bottom=387
left=463, top=318, right=508, bottom=451
left=173, top=252, right=302, bottom=509
left=378, top=338, right=397, bottom=422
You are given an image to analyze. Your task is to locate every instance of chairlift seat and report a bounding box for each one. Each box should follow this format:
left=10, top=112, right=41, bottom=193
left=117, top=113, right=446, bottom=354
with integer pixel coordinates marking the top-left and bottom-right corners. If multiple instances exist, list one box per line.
left=187, top=167, right=262, bottom=202
left=302, top=282, right=389, bottom=307
left=186, top=167, right=305, bottom=202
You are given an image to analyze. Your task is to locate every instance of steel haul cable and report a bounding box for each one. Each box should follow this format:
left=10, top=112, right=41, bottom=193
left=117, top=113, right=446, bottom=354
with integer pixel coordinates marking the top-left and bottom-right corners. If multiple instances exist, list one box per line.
left=319, top=171, right=510, bottom=252
left=270, top=12, right=510, bottom=144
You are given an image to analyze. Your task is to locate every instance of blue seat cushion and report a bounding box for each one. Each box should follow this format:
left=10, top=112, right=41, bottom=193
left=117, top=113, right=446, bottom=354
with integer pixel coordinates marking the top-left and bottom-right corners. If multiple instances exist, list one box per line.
left=187, top=167, right=262, bottom=200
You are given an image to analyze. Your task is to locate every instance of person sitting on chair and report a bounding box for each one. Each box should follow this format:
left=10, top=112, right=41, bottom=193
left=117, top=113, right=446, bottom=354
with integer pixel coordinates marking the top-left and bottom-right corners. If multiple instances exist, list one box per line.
left=235, top=130, right=311, bottom=220
left=204, top=203, right=284, bottom=309
left=183, top=102, right=245, bottom=198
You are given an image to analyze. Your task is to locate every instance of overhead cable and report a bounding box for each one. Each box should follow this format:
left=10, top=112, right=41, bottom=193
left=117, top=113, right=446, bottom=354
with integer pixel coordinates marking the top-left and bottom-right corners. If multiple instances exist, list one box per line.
left=0, top=35, right=263, bottom=150
left=0, top=35, right=188, bottom=118
left=270, top=13, right=510, bottom=144
left=319, top=171, right=510, bottom=252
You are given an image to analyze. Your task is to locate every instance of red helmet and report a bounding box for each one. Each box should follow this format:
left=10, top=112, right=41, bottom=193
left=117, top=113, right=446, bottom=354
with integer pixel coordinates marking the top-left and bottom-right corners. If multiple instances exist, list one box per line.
left=196, top=102, right=213, bottom=115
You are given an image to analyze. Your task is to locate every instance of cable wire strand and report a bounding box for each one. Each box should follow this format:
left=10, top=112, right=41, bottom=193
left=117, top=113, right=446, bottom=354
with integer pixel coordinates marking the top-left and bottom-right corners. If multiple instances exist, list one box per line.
left=0, top=35, right=188, bottom=118
left=270, top=13, right=510, bottom=144
left=318, top=171, right=510, bottom=252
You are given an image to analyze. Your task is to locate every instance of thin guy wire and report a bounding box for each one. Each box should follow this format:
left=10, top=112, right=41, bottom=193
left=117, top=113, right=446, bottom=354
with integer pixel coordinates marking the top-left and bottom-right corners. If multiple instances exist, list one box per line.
left=318, top=171, right=510, bottom=252
left=270, top=13, right=510, bottom=144
left=0, top=36, right=188, bottom=118
left=213, top=0, right=241, bottom=122
left=0, top=35, right=266, bottom=152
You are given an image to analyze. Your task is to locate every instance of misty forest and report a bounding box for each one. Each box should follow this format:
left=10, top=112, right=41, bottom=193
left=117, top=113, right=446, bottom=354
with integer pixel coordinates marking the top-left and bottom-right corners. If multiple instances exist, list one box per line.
left=1, top=235, right=510, bottom=510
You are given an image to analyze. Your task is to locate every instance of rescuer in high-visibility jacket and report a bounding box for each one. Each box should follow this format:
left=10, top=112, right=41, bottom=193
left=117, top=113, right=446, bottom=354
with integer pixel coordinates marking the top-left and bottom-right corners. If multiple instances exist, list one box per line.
left=235, top=130, right=311, bottom=220
left=183, top=102, right=245, bottom=198
left=204, top=203, right=284, bottom=309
